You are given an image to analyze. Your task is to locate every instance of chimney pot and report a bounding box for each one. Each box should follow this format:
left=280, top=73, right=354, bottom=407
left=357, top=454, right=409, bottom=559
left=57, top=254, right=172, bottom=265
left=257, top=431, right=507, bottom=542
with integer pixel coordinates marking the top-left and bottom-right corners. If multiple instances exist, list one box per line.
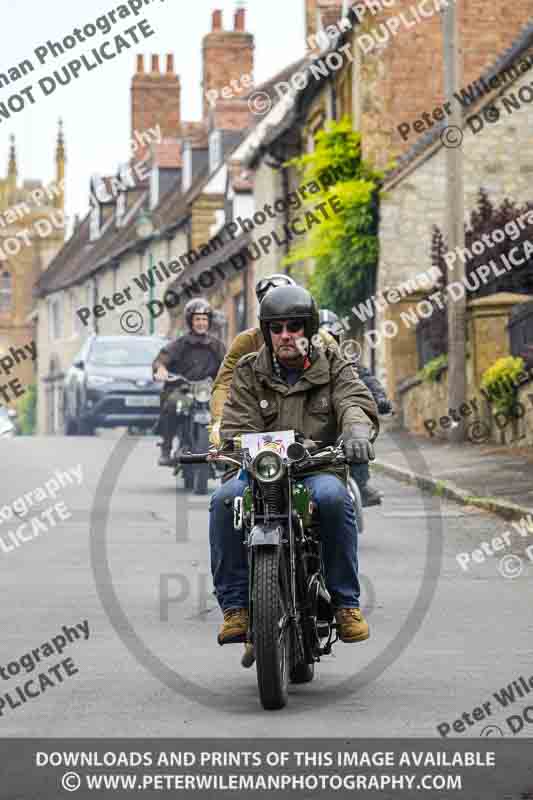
left=151, top=54, right=160, bottom=72
left=166, top=54, right=174, bottom=73
left=136, top=54, right=144, bottom=73
left=234, top=7, right=246, bottom=31
left=212, top=9, right=223, bottom=30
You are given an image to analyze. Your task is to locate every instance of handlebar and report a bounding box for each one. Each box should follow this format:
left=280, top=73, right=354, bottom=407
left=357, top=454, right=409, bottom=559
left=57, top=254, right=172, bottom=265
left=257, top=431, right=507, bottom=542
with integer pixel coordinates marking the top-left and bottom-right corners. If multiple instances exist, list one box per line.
left=177, top=442, right=348, bottom=470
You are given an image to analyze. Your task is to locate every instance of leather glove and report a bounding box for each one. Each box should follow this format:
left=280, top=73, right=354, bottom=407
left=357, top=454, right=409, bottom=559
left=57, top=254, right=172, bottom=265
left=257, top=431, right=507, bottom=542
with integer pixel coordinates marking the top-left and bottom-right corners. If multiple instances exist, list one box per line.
left=209, top=420, right=221, bottom=448
left=377, top=398, right=393, bottom=415
left=343, top=425, right=375, bottom=463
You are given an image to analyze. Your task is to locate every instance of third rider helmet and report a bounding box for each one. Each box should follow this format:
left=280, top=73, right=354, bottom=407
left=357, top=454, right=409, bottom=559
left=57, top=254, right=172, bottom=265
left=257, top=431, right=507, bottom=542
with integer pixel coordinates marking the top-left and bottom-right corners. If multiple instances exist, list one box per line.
left=184, top=298, right=213, bottom=331
left=255, top=273, right=296, bottom=304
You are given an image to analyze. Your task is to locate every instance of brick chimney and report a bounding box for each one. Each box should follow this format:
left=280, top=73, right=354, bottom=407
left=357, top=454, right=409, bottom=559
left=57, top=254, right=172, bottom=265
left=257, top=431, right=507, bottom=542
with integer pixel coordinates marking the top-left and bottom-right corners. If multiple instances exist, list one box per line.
left=202, top=6, right=255, bottom=120
left=305, top=0, right=344, bottom=48
left=305, top=0, right=319, bottom=44
left=212, top=98, right=253, bottom=132
left=318, top=0, right=344, bottom=29
left=131, top=53, right=181, bottom=159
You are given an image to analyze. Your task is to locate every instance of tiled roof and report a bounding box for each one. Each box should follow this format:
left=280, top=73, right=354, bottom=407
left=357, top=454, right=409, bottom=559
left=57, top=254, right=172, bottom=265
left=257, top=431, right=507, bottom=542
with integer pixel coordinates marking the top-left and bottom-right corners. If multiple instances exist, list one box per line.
left=36, top=160, right=214, bottom=296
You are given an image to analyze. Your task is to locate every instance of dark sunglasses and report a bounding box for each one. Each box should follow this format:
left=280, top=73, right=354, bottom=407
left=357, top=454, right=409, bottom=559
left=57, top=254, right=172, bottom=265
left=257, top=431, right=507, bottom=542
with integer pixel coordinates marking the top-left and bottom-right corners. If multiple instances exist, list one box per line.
left=269, top=320, right=304, bottom=334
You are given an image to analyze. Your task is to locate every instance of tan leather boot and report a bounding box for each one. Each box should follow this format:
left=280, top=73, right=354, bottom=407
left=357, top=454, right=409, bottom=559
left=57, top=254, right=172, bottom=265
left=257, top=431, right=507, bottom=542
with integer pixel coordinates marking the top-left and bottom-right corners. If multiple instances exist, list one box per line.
left=335, top=608, right=369, bottom=643
left=217, top=608, right=248, bottom=645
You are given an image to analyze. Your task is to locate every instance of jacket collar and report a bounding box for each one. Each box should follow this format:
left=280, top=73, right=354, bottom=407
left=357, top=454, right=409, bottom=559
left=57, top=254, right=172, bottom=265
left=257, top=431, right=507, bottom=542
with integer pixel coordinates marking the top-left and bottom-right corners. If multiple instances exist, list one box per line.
left=254, top=345, right=330, bottom=387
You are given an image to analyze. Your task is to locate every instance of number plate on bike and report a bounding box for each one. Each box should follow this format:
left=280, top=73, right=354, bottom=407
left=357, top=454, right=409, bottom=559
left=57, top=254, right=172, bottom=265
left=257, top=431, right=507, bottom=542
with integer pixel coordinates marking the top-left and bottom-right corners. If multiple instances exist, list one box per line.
left=241, top=430, right=295, bottom=457
left=193, top=411, right=211, bottom=424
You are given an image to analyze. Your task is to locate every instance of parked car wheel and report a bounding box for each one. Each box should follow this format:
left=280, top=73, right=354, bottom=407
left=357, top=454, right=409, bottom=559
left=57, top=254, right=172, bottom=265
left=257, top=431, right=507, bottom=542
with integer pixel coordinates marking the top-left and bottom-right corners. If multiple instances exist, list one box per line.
left=64, top=416, right=78, bottom=436
left=78, top=418, right=95, bottom=436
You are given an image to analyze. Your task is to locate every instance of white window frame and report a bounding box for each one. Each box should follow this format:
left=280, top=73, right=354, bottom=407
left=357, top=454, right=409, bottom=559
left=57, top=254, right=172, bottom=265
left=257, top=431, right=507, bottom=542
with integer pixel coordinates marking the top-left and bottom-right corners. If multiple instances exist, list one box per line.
left=48, top=296, right=63, bottom=341
left=209, top=130, right=223, bottom=174
left=182, top=142, right=192, bottom=193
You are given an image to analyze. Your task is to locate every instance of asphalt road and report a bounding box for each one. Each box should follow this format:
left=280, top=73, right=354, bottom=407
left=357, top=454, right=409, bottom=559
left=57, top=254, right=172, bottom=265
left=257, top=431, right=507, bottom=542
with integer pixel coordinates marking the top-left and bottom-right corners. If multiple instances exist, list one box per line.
left=1, top=432, right=532, bottom=737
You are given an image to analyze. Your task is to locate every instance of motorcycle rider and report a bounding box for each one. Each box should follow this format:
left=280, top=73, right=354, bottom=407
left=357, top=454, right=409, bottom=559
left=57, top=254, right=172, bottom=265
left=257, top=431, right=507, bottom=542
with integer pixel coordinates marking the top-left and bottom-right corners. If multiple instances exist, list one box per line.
left=319, top=308, right=392, bottom=506
left=209, top=285, right=379, bottom=646
left=210, top=274, right=336, bottom=447
left=153, top=298, right=225, bottom=466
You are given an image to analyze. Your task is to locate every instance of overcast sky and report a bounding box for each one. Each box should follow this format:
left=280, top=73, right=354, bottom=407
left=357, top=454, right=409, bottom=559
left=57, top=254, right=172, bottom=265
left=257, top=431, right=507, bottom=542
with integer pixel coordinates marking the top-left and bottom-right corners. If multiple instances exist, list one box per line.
left=0, top=0, right=306, bottom=223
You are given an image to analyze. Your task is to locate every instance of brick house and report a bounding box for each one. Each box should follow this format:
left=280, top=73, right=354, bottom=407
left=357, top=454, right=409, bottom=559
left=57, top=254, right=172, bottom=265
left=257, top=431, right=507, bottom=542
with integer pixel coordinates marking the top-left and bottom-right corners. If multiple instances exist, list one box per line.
left=34, top=7, right=257, bottom=434
left=242, top=0, right=533, bottom=390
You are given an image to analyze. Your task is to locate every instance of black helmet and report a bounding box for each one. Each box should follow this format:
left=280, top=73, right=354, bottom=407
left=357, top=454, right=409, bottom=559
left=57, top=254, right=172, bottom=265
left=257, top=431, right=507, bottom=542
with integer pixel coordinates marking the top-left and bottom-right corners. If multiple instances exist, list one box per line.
left=260, top=286, right=319, bottom=352
left=184, top=298, right=212, bottom=331
left=319, top=308, right=341, bottom=342
left=255, top=273, right=296, bottom=304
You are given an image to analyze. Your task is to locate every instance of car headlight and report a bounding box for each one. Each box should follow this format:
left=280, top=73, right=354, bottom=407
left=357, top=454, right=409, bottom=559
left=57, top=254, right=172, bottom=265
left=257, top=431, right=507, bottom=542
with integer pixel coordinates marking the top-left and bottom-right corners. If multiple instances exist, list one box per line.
left=87, top=375, right=114, bottom=387
left=252, top=450, right=284, bottom=483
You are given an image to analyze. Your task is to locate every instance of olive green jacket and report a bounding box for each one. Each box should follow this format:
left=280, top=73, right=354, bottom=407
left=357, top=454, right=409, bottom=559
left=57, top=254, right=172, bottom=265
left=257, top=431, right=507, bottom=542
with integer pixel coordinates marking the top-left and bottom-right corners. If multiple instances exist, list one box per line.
left=220, top=344, right=379, bottom=448
left=210, top=326, right=336, bottom=422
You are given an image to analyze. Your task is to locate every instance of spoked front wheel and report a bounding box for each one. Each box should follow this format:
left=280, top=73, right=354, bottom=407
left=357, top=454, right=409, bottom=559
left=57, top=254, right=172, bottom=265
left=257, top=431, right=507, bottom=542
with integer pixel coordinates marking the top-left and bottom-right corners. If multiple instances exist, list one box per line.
left=252, top=547, right=290, bottom=710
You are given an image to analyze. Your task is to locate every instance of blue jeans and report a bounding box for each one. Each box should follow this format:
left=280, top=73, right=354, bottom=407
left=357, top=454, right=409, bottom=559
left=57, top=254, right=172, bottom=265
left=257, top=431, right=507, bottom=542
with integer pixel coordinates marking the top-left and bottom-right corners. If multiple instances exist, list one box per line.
left=350, top=461, right=369, bottom=487
left=209, top=473, right=360, bottom=611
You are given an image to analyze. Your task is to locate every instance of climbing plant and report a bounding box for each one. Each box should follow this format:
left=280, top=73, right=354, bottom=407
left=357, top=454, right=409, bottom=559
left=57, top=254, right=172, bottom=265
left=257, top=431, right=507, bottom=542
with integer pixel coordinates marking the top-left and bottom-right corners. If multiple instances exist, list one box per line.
left=283, top=117, right=382, bottom=318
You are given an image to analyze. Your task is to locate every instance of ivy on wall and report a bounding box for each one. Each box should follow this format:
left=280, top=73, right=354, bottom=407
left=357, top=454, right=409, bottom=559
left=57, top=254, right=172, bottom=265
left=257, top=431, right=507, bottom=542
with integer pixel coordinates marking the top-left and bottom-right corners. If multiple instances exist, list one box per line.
left=283, top=118, right=382, bottom=318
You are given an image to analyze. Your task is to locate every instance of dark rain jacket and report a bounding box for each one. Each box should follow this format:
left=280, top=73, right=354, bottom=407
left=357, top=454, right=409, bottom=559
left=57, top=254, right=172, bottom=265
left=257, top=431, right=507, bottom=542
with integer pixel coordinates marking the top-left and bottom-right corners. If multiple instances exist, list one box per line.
left=220, top=344, right=378, bottom=478
left=153, top=333, right=225, bottom=400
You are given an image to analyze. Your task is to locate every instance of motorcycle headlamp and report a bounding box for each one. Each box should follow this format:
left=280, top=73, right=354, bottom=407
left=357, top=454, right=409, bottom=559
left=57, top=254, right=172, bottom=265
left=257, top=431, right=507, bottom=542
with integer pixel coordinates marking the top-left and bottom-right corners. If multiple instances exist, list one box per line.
left=195, top=387, right=211, bottom=403
left=252, top=449, right=285, bottom=483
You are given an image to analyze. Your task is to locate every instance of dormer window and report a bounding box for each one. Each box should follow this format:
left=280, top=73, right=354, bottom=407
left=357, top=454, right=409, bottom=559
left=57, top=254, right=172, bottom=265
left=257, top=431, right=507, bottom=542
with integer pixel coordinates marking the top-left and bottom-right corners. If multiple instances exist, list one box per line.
left=209, top=129, right=223, bottom=174
left=182, top=141, right=192, bottom=193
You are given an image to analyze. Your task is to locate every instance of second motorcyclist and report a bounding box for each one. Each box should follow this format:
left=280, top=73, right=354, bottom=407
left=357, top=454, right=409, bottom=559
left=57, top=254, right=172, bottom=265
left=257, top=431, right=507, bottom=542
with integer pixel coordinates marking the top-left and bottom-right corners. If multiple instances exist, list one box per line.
left=153, top=298, right=225, bottom=466
left=319, top=308, right=392, bottom=506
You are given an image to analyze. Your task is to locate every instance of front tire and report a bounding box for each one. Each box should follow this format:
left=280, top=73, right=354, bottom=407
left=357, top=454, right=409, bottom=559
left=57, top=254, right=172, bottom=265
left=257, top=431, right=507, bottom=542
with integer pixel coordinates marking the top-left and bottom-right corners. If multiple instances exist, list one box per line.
left=253, top=548, right=289, bottom=710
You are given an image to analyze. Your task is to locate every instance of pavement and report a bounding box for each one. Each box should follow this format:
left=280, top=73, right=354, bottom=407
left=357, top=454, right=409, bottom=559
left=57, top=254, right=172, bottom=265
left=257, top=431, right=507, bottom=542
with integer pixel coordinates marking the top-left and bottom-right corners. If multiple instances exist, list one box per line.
left=1, top=432, right=532, bottom=738
left=373, top=422, right=533, bottom=521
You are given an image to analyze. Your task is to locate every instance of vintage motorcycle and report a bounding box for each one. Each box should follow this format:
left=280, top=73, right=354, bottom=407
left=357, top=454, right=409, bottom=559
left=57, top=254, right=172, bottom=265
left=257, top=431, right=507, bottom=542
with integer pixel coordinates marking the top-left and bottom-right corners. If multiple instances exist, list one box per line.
left=161, top=374, right=213, bottom=495
left=180, top=433, right=363, bottom=710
